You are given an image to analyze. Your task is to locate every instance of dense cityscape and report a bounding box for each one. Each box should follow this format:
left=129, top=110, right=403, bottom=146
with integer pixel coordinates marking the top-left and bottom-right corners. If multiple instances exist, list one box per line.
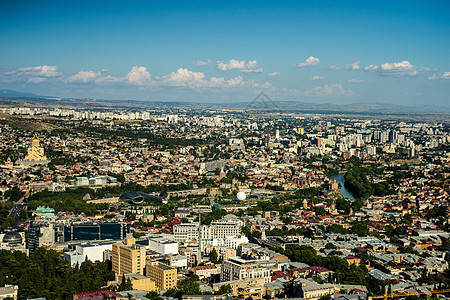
left=0, top=100, right=449, bottom=300
left=1, top=1, right=449, bottom=299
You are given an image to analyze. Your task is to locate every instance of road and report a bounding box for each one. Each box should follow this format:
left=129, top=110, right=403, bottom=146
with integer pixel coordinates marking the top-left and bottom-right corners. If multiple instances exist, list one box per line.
left=9, top=203, right=27, bottom=228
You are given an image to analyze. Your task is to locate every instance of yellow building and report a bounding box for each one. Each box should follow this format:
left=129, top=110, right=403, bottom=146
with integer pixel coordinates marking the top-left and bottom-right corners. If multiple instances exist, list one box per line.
left=146, top=260, right=177, bottom=291
left=114, top=273, right=156, bottom=292
left=112, top=238, right=146, bottom=275
left=17, top=134, right=49, bottom=166
left=26, top=134, right=48, bottom=161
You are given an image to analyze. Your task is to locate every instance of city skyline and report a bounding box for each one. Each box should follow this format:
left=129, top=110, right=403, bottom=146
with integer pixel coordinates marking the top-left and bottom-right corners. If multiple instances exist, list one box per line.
left=0, top=0, right=449, bottom=106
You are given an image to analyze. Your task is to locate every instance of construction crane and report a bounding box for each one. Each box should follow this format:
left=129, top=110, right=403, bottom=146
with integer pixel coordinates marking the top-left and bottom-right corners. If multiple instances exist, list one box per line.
left=368, top=288, right=450, bottom=299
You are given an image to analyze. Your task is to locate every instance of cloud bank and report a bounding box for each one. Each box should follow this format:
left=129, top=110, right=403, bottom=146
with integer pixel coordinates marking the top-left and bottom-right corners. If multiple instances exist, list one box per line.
left=364, top=60, right=428, bottom=76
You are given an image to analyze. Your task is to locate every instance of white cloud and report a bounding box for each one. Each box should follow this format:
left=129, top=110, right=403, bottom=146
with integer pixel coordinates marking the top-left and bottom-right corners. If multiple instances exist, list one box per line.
left=240, top=62, right=263, bottom=73
left=329, top=65, right=340, bottom=71
left=297, top=56, right=320, bottom=68
left=163, top=68, right=207, bottom=87
left=192, top=59, right=211, bottom=66
left=310, top=75, right=323, bottom=80
left=95, top=75, right=124, bottom=85
left=346, top=61, right=361, bottom=70
left=126, top=66, right=151, bottom=85
left=209, top=77, right=226, bottom=86
left=5, top=65, right=63, bottom=83
left=268, top=71, right=280, bottom=77
left=18, top=65, right=62, bottom=77
left=162, top=68, right=247, bottom=88
left=347, top=78, right=364, bottom=83
left=364, top=60, right=428, bottom=76
left=364, top=65, right=379, bottom=71
left=259, top=81, right=272, bottom=88
left=1, top=64, right=273, bottom=91
left=68, top=70, right=101, bottom=83
left=216, top=60, right=263, bottom=73
left=306, top=83, right=353, bottom=97
left=27, top=77, right=47, bottom=84
left=428, top=72, right=450, bottom=80
left=227, top=75, right=244, bottom=87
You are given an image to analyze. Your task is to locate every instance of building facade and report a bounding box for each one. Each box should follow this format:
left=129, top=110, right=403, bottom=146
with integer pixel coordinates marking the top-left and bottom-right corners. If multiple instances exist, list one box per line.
left=146, top=260, right=178, bottom=291
left=221, top=257, right=271, bottom=283
left=112, top=238, right=146, bottom=275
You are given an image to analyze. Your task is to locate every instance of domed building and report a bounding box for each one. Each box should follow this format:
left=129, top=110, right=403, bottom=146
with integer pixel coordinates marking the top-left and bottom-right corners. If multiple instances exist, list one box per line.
left=2, top=231, right=22, bottom=245
left=0, top=231, right=27, bottom=254
left=119, top=191, right=163, bottom=204
left=17, top=134, right=50, bottom=167
left=211, top=203, right=222, bottom=211
left=236, top=191, right=246, bottom=201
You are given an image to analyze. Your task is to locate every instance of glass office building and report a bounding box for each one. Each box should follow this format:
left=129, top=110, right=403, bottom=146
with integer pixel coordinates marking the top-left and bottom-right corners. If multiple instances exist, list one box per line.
left=62, top=222, right=129, bottom=242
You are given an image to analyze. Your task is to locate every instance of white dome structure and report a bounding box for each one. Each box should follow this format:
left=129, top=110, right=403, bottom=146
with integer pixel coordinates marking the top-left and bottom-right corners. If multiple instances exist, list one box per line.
left=236, top=191, right=246, bottom=201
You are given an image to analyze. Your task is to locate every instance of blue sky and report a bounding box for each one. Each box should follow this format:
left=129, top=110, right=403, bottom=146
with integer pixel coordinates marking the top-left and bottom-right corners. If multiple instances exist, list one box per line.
left=0, top=0, right=449, bottom=106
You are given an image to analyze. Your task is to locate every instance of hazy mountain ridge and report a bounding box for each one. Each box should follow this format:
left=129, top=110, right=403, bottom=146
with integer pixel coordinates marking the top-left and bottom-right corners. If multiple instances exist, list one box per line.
left=0, top=89, right=448, bottom=115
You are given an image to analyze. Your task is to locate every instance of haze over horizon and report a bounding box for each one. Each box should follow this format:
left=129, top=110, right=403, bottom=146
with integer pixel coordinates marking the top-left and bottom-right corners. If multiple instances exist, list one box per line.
left=0, top=1, right=449, bottom=106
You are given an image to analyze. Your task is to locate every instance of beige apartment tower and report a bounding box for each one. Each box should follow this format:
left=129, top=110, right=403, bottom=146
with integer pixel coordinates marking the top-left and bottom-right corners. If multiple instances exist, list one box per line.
left=146, top=260, right=177, bottom=291
left=112, top=238, right=146, bottom=275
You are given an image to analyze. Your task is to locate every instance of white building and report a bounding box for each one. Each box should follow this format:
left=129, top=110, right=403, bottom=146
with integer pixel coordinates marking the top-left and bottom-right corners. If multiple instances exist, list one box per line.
left=168, top=254, right=188, bottom=269
left=174, top=217, right=244, bottom=244
left=210, top=235, right=249, bottom=249
left=63, top=242, right=114, bottom=267
left=148, top=236, right=178, bottom=255
left=210, top=218, right=243, bottom=239
left=221, top=257, right=271, bottom=283
left=173, top=223, right=202, bottom=242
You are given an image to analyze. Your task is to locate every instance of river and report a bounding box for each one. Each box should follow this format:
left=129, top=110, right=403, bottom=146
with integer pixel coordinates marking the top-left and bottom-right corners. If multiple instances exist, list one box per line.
left=328, top=173, right=357, bottom=201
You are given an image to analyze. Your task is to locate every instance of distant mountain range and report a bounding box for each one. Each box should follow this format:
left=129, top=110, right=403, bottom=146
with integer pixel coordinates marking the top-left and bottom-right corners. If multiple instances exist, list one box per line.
left=0, top=89, right=43, bottom=98
left=0, top=89, right=449, bottom=115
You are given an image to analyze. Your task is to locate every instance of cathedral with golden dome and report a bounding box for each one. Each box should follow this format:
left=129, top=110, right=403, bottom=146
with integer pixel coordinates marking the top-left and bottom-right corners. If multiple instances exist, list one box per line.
left=16, top=134, right=50, bottom=167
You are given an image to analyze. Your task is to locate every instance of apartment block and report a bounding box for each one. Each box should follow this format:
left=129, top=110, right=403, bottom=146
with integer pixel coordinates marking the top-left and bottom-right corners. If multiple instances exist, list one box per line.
left=112, top=238, right=146, bottom=275
left=146, top=260, right=177, bottom=291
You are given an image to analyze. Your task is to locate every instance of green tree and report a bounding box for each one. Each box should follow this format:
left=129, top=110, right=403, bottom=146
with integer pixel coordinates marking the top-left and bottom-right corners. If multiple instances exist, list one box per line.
left=146, top=291, right=163, bottom=300
left=210, top=249, right=219, bottom=264
left=118, top=275, right=133, bottom=291
left=164, top=276, right=201, bottom=299
left=351, top=222, right=369, bottom=237
left=325, top=243, right=336, bottom=249
left=4, top=187, right=22, bottom=202
left=215, top=284, right=232, bottom=295
left=0, top=248, right=114, bottom=299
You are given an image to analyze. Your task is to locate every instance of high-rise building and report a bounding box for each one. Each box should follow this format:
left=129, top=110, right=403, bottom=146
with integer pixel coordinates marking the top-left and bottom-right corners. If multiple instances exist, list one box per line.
left=27, top=221, right=55, bottom=253
left=367, top=145, right=377, bottom=156
left=264, top=129, right=270, bottom=147
left=389, top=130, right=398, bottom=144
left=112, top=238, right=146, bottom=275
left=380, top=131, right=389, bottom=144
left=407, top=147, right=416, bottom=158
left=146, top=260, right=178, bottom=291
